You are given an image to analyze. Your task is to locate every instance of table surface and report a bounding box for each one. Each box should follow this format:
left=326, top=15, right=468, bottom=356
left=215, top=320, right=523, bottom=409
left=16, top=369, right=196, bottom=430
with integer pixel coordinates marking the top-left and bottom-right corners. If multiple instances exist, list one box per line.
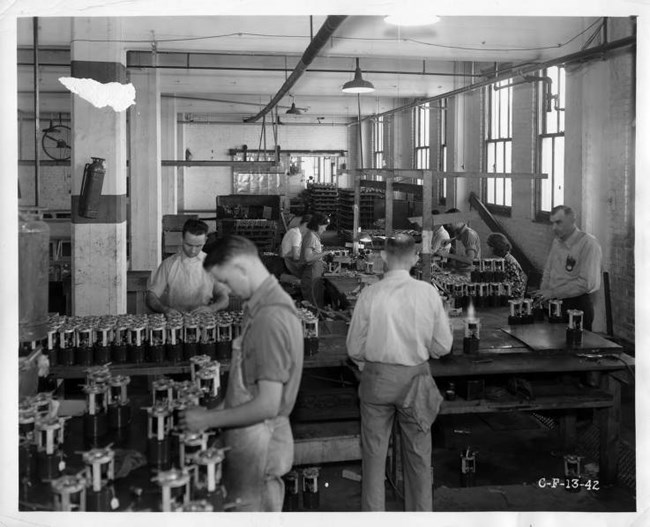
left=50, top=307, right=633, bottom=379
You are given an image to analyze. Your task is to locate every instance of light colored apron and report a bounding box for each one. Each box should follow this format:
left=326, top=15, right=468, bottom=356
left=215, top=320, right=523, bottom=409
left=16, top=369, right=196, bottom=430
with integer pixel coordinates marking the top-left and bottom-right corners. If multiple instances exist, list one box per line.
left=222, top=308, right=294, bottom=512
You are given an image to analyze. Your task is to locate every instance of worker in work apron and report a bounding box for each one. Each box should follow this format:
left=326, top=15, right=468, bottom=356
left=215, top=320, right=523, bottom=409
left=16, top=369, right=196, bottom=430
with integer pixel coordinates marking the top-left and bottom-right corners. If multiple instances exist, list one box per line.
left=222, top=316, right=294, bottom=512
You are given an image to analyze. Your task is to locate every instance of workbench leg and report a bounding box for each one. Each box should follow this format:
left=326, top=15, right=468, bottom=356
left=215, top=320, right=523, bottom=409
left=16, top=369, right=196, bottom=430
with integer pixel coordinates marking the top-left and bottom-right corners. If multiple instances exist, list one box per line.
left=559, top=411, right=577, bottom=451
left=597, top=373, right=621, bottom=485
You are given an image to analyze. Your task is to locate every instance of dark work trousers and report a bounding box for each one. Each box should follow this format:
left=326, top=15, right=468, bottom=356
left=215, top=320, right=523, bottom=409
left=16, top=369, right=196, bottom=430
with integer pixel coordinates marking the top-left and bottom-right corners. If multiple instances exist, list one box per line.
left=561, top=293, right=595, bottom=331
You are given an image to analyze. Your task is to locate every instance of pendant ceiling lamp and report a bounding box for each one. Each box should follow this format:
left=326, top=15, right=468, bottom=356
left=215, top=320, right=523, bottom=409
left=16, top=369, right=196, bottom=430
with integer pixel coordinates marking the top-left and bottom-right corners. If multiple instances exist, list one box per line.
left=342, top=58, right=375, bottom=94
left=286, top=101, right=303, bottom=115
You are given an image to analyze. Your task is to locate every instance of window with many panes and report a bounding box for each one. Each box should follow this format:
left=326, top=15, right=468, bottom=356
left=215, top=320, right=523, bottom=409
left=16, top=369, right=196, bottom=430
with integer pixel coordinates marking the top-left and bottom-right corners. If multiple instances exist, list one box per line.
left=372, top=116, right=384, bottom=169
left=537, top=66, right=565, bottom=217
left=438, top=98, right=448, bottom=205
left=414, top=103, right=430, bottom=169
left=484, top=80, right=513, bottom=211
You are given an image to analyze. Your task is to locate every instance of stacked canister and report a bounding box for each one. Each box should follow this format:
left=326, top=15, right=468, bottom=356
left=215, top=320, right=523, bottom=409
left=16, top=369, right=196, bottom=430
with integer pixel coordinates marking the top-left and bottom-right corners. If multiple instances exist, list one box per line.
left=44, top=311, right=244, bottom=367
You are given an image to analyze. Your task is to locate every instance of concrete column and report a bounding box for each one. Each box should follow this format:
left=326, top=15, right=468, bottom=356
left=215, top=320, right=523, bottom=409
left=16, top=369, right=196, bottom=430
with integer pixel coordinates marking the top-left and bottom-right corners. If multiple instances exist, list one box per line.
left=70, top=18, right=128, bottom=316
left=161, top=96, right=178, bottom=215
left=129, top=69, right=162, bottom=271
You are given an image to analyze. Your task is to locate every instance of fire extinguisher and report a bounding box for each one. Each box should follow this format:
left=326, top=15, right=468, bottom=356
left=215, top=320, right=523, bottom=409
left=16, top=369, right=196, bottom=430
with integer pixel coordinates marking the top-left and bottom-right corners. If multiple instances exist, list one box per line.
left=79, top=157, right=106, bottom=219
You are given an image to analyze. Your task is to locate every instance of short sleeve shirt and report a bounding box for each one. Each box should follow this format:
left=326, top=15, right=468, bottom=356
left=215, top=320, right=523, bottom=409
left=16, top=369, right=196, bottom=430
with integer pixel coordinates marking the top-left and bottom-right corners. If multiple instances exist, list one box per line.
left=299, top=230, right=322, bottom=264
left=241, top=276, right=304, bottom=417
left=280, top=227, right=302, bottom=258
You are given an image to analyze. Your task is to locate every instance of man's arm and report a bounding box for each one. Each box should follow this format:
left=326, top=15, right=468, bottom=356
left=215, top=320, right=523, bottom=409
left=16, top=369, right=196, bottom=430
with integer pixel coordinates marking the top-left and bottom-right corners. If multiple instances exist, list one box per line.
left=429, top=294, right=453, bottom=358
left=180, top=380, right=282, bottom=431
left=192, top=281, right=230, bottom=314
left=146, top=262, right=179, bottom=314
left=437, top=251, right=474, bottom=265
left=346, top=290, right=370, bottom=369
left=146, top=290, right=180, bottom=315
left=291, top=245, right=301, bottom=261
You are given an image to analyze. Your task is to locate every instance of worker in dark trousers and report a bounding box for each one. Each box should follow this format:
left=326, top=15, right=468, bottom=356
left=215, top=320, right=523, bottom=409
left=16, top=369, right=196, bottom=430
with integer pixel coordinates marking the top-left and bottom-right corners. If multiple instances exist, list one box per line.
left=346, top=234, right=453, bottom=511
left=299, top=213, right=331, bottom=308
left=180, top=235, right=304, bottom=511
left=535, top=205, right=602, bottom=330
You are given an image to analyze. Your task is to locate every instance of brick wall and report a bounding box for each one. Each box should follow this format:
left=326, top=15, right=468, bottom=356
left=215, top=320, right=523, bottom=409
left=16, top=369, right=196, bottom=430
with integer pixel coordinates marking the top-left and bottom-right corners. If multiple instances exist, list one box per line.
left=368, top=50, right=635, bottom=340
left=605, top=48, right=635, bottom=341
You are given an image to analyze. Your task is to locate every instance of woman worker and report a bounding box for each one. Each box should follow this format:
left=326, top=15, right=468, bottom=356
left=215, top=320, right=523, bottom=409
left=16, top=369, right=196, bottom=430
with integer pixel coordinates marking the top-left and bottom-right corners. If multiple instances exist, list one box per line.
left=486, top=232, right=528, bottom=298
left=299, top=213, right=331, bottom=308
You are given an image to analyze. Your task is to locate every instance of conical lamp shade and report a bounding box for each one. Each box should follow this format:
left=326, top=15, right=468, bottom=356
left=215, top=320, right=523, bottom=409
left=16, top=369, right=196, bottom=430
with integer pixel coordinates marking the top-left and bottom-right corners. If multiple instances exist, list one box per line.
left=342, top=58, right=375, bottom=94
left=286, top=102, right=302, bottom=115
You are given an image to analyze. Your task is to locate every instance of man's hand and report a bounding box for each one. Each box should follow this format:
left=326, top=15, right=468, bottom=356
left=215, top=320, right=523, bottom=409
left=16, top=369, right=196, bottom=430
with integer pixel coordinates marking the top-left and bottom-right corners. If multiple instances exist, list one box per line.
left=534, top=289, right=553, bottom=303
left=165, top=307, right=181, bottom=317
left=179, top=406, right=214, bottom=432
left=191, top=305, right=213, bottom=315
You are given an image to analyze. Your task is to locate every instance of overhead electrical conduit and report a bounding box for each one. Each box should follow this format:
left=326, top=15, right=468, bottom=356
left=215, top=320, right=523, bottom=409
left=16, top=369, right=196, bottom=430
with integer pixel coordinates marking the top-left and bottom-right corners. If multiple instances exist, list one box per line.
left=360, top=35, right=635, bottom=123
left=243, top=15, right=347, bottom=123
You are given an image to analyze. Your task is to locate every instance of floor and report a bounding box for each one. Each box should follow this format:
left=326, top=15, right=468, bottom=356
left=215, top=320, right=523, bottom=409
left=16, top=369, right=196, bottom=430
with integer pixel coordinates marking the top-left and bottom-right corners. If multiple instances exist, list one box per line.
left=283, top=366, right=636, bottom=514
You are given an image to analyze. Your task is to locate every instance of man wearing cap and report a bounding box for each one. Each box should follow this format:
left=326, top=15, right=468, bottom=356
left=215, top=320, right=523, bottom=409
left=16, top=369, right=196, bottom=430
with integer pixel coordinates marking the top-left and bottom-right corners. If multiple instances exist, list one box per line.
left=535, top=205, right=602, bottom=330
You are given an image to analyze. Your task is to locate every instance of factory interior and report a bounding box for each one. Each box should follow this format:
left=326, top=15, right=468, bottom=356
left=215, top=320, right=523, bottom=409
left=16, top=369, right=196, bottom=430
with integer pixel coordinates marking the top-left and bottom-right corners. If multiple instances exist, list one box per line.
left=2, top=1, right=650, bottom=524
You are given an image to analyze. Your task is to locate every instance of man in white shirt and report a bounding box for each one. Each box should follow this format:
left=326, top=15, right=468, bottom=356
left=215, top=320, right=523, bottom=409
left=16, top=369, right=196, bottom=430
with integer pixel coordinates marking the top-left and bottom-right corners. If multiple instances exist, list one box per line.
left=430, top=209, right=451, bottom=255
left=346, top=234, right=453, bottom=511
left=147, top=219, right=229, bottom=315
left=280, top=214, right=312, bottom=276
left=536, top=205, right=602, bottom=330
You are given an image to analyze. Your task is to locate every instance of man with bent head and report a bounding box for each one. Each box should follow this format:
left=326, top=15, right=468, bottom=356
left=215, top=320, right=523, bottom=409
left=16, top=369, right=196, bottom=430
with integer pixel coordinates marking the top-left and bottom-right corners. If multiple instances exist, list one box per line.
left=347, top=234, right=453, bottom=511
left=179, top=235, right=304, bottom=512
left=536, top=205, right=602, bottom=331
left=147, top=219, right=229, bottom=315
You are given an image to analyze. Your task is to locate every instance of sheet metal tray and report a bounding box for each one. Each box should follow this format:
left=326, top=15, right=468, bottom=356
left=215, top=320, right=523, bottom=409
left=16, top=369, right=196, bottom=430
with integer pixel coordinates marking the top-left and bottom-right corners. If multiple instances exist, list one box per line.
left=500, top=324, right=622, bottom=354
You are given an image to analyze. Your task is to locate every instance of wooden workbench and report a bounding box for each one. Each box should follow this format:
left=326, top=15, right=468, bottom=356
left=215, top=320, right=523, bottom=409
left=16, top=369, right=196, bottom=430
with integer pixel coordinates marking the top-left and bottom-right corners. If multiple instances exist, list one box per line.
left=48, top=306, right=633, bottom=485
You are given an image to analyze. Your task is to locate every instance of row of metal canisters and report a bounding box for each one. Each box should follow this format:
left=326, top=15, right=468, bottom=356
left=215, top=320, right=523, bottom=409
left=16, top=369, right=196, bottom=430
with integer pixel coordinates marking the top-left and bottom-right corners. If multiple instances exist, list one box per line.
left=44, top=311, right=244, bottom=367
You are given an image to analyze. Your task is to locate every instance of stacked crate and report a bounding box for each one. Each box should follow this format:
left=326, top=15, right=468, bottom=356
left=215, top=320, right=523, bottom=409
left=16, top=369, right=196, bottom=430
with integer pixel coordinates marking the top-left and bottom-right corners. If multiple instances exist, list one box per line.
left=307, top=184, right=339, bottom=228
left=216, top=219, right=277, bottom=252
left=337, top=188, right=384, bottom=231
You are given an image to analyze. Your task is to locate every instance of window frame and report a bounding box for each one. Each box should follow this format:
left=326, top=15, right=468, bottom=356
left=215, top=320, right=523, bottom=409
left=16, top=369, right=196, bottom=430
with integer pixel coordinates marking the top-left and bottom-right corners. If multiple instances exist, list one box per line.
left=372, top=116, right=384, bottom=170
left=483, top=79, right=513, bottom=216
left=414, top=102, right=430, bottom=170
left=535, top=65, right=566, bottom=222
left=438, top=98, right=448, bottom=206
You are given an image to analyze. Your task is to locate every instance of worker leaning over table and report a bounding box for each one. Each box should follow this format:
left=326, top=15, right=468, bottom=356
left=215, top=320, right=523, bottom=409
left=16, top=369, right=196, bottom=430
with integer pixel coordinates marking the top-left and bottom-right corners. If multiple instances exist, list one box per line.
left=180, top=235, right=304, bottom=512
left=534, top=205, right=602, bottom=331
left=346, top=233, right=453, bottom=512
left=280, top=213, right=312, bottom=277
left=146, top=219, right=230, bottom=315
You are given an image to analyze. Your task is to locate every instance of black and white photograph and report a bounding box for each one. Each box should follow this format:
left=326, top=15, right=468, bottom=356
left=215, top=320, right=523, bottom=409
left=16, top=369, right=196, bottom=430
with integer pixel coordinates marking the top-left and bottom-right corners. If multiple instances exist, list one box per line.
left=1, top=1, right=648, bottom=526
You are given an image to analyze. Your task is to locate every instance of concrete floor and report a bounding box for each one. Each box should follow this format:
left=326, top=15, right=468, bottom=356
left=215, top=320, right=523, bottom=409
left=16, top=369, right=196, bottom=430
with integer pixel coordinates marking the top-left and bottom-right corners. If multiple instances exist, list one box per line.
left=286, top=383, right=636, bottom=513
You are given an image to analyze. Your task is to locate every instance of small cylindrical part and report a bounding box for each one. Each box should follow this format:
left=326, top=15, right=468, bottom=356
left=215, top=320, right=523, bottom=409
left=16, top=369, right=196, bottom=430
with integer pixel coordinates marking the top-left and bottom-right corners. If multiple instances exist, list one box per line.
left=301, top=467, right=320, bottom=510
left=283, top=470, right=300, bottom=511
left=460, top=448, right=477, bottom=487
left=51, top=474, right=87, bottom=511
left=549, top=299, right=564, bottom=320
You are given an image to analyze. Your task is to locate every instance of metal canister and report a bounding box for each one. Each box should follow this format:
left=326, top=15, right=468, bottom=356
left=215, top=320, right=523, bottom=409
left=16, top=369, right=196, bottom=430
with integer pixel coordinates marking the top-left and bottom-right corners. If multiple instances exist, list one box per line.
left=283, top=470, right=300, bottom=511
left=301, top=467, right=320, bottom=510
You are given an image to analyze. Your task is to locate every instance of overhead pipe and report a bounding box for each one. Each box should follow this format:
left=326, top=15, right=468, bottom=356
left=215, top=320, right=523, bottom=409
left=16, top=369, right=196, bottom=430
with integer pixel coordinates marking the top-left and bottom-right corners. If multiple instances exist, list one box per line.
left=243, top=15, right=347, bottom=123
left=361, top=35, right=635, bottom=123
left=33, top=17, right=40, bottom=207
